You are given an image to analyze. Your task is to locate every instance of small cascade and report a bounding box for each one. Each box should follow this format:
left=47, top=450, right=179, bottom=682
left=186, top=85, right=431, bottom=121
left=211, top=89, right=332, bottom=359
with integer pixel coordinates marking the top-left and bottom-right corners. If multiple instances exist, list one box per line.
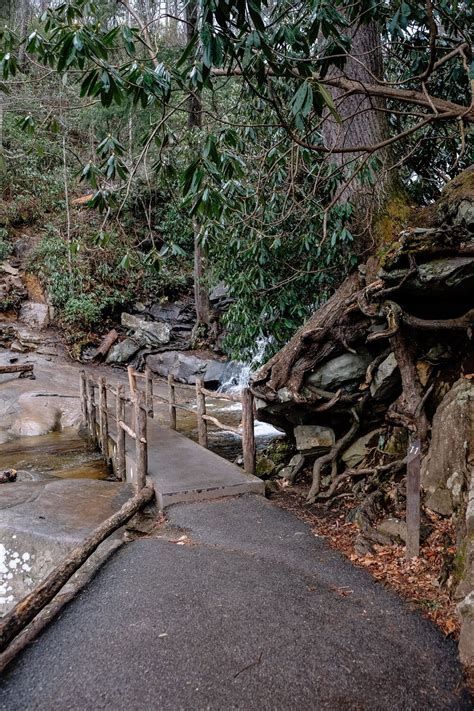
left=215, top=337, right=283, bottom=444
left=218, top=336, right=272, bottom=394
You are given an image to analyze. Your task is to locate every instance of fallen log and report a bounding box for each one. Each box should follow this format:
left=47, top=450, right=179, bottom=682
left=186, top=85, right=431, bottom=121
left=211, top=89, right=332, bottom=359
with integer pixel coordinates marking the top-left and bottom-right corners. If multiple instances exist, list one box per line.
left=0, top=539, right=123, bottom=674
left=0, top=484, right=155, bottom=653
left=0, top=363, right=33, bottom=375
left=92, top=329, right=119, bottom=362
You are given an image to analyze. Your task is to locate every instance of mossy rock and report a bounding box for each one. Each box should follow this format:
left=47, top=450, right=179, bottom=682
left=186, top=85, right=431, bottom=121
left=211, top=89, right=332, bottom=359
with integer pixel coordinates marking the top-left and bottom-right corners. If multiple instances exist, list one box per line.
left=256, top=456, right=277, bottom=479
left=435, top=167, right=474, bottom=229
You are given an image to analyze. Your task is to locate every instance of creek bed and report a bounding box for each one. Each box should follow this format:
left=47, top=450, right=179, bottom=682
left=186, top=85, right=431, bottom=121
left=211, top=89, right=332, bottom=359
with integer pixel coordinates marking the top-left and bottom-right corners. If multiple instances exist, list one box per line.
left=0, top=428, right=111, bottom=482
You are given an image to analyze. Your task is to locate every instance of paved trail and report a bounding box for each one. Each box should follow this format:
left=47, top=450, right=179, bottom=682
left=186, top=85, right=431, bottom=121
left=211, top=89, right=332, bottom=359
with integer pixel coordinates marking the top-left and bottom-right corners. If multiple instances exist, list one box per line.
left=0, top=496, right=471, bottom=710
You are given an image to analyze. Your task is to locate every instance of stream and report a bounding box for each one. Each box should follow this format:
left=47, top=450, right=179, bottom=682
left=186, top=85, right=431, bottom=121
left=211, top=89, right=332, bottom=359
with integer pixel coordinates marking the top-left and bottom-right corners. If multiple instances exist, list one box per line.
left=0, top=347, right=282, bottom=614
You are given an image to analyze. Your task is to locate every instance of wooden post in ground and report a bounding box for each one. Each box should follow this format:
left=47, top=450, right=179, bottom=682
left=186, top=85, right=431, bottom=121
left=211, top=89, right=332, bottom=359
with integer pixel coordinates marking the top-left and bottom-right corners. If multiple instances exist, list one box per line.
left=145, top=366, right=154, bottom=418
left=79, top=370, right=88, bottom=427
left=86, top=378, right=97, bottom=444
left=127, top=365, right=137, bottom=403
left=98, top=377, right=109, bottom=461
left=115, top=383, right=126, bottom=481
left=135, top=390, right=148, bottom=492
left=196, top=377, right=208, bottom=448
left=168, top=374, right=177, bottom=430
left=241, top=387, right=256, bottom=475
left=406, top=437, right=421, bottom=559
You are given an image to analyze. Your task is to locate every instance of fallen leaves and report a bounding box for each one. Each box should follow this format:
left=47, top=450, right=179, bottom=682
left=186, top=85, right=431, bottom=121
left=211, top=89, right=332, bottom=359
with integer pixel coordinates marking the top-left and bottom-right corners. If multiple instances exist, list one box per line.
left=274, top=490, right=460, bottom=638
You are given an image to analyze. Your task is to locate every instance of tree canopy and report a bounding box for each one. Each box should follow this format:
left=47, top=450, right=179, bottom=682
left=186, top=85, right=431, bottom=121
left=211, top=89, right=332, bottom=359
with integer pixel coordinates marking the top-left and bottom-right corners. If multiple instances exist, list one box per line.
left=0, top=0, right=472, bottom=358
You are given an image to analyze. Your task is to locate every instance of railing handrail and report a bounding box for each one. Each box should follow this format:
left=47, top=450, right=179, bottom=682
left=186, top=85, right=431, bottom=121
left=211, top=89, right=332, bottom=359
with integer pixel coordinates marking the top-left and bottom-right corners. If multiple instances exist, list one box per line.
left=80, top=364, right=257, bottom=480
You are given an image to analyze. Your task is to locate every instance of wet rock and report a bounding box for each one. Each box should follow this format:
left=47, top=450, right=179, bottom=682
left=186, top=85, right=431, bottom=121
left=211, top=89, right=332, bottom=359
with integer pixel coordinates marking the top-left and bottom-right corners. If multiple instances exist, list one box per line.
left=305, top=351, right=372, bottom=393
left=0, top=479, right=132, bottom=614
left=121, top=312, right=170, bottom=345
left=20, top=302, right=50, bottom=330
left=294, top=425, right=335, bottom=452
left=370, top=352, right=401, bottom=401
left=106, top=337, right=142, bottom=364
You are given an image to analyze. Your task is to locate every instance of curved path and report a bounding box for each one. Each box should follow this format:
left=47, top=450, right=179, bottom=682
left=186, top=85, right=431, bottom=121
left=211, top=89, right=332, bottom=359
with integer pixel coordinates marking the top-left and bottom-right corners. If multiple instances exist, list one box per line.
left=0, top=495, right=471, bottom=710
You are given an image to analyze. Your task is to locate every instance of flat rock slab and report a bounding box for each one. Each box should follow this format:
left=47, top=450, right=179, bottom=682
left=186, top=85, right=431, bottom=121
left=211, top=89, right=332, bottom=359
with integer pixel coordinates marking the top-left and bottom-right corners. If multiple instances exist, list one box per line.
left=0, top=479, right=132, bottom=614
left=0, top=496, right=470, bottom=709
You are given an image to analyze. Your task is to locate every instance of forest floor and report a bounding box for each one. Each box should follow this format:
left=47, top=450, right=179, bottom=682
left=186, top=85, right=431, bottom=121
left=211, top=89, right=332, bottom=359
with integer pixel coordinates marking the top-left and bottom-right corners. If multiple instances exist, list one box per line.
left=273, top=486, right=459, bottom=639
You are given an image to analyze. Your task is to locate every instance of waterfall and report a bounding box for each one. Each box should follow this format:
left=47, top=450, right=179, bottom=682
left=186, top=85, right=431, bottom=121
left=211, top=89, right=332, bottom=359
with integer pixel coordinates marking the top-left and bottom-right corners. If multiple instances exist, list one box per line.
left=218, top=336, right=273, bottom=393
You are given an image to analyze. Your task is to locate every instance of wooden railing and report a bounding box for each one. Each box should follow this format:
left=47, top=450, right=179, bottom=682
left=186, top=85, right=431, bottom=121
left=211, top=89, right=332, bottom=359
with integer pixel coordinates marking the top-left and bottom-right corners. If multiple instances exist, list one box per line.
left=80, top=370, right=148, bottom=490
left=126, top=366, right=256, bottom=475
left=80, top=365, right=257, bottom=480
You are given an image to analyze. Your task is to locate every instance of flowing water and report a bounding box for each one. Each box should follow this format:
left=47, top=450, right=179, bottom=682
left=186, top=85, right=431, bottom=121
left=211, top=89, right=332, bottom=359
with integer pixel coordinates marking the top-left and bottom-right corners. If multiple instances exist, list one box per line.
left=0, top=428, right=110, bottom=482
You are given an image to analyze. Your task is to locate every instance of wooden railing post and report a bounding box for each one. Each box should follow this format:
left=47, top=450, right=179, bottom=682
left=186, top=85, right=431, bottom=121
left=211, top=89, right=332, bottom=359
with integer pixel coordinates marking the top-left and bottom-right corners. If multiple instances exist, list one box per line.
left=127, top=365, right=137, bottom=403
left=406, top=437, right=421, bottom=559
left=145, top=366, right=154, bottom=418
left=135, top=390, right=147, bottom=492
left=98, top=376, right=109, bottom=460
left=115, top=383, right=126, bottom=481
left=196, top=377, right=208, bottom=448
left=79, top=370, right=88, bottom=427
left=86, top=377, right=97, bottom=444
left=168, top=374, right=177, bottom=430
left=242, top=387, right=256, bottom=475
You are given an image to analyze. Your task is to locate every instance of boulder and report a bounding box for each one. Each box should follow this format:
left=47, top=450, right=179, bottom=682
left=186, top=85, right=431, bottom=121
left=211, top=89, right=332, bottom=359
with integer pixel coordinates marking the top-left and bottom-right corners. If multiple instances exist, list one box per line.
left=342, top=429, right=382, bottom=468
left=209, top=282, right=233, bottom=311
left=147, top=351, right=231, bottom=386
left=422, top=377, right=473, bottom=516
left=370, top=352, right=400, bottom=401
left=121, top=312, right=170, bottom=345
left=106, top=337, right=142, bottom=364
left=377, top=517, right=407, bottom=543
left=278, top=453, right=305, bottom=482
left=19, top=302, right=50, bottom=330
left=305, top=351, right=372, bottom=393
left=149, top=302, right=184, bottom=323
left=14, top=327, right=44, bottom=350
left=381, top=256, right=474, bottom=305
left=294, top=425, right=335, bottom=452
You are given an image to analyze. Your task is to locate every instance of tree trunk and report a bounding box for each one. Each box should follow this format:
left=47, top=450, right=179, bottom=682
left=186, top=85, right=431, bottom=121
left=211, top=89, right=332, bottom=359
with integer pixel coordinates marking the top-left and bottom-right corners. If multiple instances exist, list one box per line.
left=186, top=0, right=210, bottom=330
left=0, top=0, right=11, bottom=170
left=323, top=22, right=392, bottom=206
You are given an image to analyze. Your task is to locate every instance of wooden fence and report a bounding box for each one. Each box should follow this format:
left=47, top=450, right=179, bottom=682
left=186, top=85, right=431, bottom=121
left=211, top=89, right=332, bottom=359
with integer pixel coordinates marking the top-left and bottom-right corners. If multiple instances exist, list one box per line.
left=127, top=366, right=256, bottom=476
left=81, top=365, right=257, bottom=480
left=80, top=370, right=148, bottom=490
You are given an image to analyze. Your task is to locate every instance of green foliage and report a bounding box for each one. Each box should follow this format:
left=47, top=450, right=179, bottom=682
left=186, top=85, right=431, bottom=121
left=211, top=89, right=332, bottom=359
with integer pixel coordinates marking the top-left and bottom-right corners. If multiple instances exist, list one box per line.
left=0, top=0, right=471, bottom=359
left=0, top=228, right=12, bottom=260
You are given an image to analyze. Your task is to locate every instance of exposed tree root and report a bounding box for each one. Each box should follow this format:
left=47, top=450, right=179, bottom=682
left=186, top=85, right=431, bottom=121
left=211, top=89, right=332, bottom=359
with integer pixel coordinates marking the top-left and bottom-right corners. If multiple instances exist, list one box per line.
left=307, top=409, right=360, bottom=503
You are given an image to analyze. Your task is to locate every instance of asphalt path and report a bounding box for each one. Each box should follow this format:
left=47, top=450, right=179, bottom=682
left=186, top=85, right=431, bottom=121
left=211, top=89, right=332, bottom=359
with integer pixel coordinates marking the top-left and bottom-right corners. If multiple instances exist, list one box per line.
left=0, top=495, right=470, bottom=710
